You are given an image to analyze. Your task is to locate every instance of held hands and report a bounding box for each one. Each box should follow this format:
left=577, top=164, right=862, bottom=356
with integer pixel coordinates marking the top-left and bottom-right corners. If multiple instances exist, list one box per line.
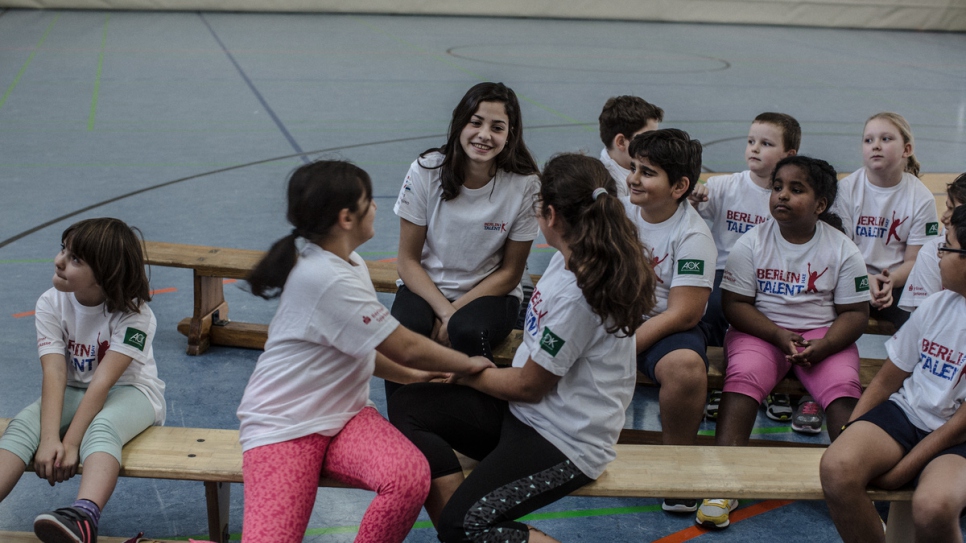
left=786, top=337, right=832, bottom=367
left=869, top=270, right=893, bottom=309
left=432, top=315, right=452, bottom=347
left=449, top=356, right=496, bottom=385
left=688, top=184, right=709, bottom=207
left=34, top=438, right=78, bottom=486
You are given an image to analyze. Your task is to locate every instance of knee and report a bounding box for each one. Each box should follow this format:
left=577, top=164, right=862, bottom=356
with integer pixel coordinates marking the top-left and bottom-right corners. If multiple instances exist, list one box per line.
left=79, top=419, right=123, bottom=462
left=380, top=453, right=431, bottom=505
left=912, top=489, right=960, bottom=531
left=658, top=352, right=707, bottom=391
left=820, top=449, right=864, bottom=498
left=437, top=505, right=470, bottom=543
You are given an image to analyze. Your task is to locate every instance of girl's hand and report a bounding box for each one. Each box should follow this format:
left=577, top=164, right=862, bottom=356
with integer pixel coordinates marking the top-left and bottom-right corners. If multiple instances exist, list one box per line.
left=771, top=328, right=806, bottom=358
left=34, top=439, right=65, bottom=486
left=432, top=316, right=452, bottom=347
left=787, top=337, right=831, bottom=367
left=688, top=184, right=708, bottom=207
left=870, top=270, right=893, bottom=309
left=55, top=442, right=80, bottom=483
left=464, top=356, right=496, bottom=376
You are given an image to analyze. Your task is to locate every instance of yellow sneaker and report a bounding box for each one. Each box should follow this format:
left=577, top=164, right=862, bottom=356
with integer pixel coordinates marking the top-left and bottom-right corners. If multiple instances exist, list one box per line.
left=695, top=498, right=739, bottom=529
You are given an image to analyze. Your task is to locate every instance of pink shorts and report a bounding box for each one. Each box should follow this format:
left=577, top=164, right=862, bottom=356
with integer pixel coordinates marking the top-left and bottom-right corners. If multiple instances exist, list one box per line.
left=722, top=327, right=861, bottom=409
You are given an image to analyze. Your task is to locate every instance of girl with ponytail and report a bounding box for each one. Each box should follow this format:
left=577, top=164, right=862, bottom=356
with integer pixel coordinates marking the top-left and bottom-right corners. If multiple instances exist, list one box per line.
left=388, top=154, right=654, bottom=543
left=238, top=160, right=492, bottom=543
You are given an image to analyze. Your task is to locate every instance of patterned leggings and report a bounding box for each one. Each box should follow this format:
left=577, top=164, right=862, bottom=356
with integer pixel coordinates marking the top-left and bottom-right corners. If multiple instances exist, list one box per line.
left=241, top=407, right=431, bottom=543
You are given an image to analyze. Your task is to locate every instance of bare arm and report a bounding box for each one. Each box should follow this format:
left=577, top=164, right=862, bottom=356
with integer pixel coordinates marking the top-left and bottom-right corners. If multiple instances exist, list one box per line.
left=452, top=239, right=531, bottom=311
left=889, top=243, right=922, bottom=289
left=35, top=354, right=68, bottom=485
left=723, top=289, right=803, bottom=357
left=787, top=301, right=869, bottom=367
left=874, top=398, right=966, bottom=490
left=458, top=359, right=561, bottom=403
left=396, top=218, right=457, bottom=320
left=849, top=359, right=910, bottom=422
left=635, top=286, right=710, bottom=354
left=373, top=352, right=449, bottom=385
left=376, top=325, right=493, bottom=376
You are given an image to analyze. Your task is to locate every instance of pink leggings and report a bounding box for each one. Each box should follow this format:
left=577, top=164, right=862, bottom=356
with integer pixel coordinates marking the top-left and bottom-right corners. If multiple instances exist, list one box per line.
left=241, top=407, right=430, bottom=543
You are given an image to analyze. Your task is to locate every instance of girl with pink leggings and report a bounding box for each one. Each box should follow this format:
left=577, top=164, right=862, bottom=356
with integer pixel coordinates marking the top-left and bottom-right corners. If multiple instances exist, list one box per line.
left=236, top=161, right=491, bottom=543
left=696, top=156, right=872, bottom=530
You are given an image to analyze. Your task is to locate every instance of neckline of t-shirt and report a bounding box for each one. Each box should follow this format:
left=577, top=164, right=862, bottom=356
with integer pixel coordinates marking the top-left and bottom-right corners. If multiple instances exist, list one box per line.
left=636, top=200, right=686, bottom=228
left=861, top=169, right=906, bottom=193
left=741, top=170, right=772, bottom=193
left=774, top=221, right=821, bottom=250
left=69, top=292, right=107, bottom=314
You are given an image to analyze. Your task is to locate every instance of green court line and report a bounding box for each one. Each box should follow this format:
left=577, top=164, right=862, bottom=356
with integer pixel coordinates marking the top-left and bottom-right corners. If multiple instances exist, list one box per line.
left=0, top=14, right=59, bottom=112
left=87, top=14, right=110, bottom=131
left=0, top=258, right=52, bottom=264
left=699, top=424, right=827, bottom=437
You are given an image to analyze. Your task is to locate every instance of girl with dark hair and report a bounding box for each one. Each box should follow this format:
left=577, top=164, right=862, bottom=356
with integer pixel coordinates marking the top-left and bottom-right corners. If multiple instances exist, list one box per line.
left=238, top=161, right=492, bottom=543
left=0, top=218, right=165, bottom=543
left=388, top=82, right=540, bottom=398
left=388, top=153, right=655, bottom=543
left=696, top=156, right=871, bottom=529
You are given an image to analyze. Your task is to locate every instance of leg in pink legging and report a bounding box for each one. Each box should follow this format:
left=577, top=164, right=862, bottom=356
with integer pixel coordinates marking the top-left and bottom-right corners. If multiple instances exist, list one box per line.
left=242, top=407, right=430, bottom=543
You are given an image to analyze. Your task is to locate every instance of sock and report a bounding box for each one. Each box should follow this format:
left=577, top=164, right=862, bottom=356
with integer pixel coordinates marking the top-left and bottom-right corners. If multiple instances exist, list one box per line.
left=72, top=499, right=101, bottom=528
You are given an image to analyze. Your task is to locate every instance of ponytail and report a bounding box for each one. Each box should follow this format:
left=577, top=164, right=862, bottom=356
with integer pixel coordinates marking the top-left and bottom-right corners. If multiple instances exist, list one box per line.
left=541, top=154, right=656, bottom=335
left=248, top=161, right=373, bottom=299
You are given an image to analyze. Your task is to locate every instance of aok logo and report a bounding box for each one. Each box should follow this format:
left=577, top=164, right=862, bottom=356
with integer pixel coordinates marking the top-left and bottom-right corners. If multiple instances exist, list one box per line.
left=123, top=327, right=147, bottom=351
left=677, top=259, right=704, bottom=275
left=926, top=222, right=940, bottom=236
left=855, top=276, right=870, bottom=293
left=539, top=327, right=565, bottom=357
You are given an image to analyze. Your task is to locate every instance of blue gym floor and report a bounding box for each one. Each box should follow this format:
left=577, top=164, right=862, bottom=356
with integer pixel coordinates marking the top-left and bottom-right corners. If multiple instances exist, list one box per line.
left=1, top=8, right=965, bottom=541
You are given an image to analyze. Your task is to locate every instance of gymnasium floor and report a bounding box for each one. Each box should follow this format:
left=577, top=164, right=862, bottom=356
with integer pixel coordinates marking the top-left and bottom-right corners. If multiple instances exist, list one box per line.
left=1, top=7, right=965, bottom=541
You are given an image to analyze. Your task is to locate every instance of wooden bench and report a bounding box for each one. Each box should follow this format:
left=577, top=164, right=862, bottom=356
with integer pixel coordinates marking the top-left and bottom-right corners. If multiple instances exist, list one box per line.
left=0, top=418, right=915, bottom=543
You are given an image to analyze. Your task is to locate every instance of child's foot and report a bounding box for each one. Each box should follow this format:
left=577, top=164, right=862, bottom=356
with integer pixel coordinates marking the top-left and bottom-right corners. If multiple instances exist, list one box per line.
left=662, top=498, right=698, bottom=513
left=705, top=390, right=722, bottom=420
left=34, top=506, right=98, bottom=543
left=791, top=396, right=824, bottom=434
left=764, top=393, right=793, bottom=421
left=695, top=498, right=739, bottom=529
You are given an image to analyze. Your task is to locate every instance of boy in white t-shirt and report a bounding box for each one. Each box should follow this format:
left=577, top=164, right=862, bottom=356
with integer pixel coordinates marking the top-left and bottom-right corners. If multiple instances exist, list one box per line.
left=821, top=205, right=966, bottom=542
left=623, top=129, right=717, bottom=514
left=597, top=96, right=664, bottom=197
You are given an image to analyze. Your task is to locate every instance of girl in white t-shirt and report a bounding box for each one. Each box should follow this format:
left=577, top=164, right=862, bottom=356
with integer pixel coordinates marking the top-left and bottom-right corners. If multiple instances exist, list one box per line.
left=899, top=173, right=966, bottom=312
left=831, top=112, right=940, bottom=328
left=237, top=161, right=491, bottom=543
left=389, top=82, right=540, bottom=398
left=388, top=154, right=655, bottom=543
left=697, top=157, right=871, bottom=529
left=0, top=218, right=165, bottom=543
left=822, top=205, right=966, bottom=542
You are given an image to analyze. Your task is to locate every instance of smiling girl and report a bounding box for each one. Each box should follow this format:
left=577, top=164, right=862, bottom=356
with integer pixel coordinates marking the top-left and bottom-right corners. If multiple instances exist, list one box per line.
left=387, top=82, right=540, bottom=398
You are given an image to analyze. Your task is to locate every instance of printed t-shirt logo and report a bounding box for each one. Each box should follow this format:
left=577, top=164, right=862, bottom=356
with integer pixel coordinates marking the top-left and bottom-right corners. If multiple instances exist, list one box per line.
left=926, top=222, right=939, bottom=236
left=123, top=327, right=147, bottom=351
left=540, top=327, right=565, bottom=357
left=678, top=259, right=704, bottom=275
left=483, top=222, right=507, bottom=232
left=855, top=276, right=870, bottom=292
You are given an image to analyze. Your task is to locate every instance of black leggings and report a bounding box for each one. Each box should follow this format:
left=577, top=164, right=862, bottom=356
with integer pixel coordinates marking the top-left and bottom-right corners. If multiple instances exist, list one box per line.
left=388, top=383, right=591, bottom=543
left=386, top=285, right=519, bottom=398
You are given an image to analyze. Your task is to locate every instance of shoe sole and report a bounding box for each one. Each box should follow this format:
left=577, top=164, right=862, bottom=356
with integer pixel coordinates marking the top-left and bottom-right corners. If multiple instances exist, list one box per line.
left=663, top=504, right=698, bottom=513
left=697, top=517, right=731, bottom=529
left=765, top=412, right=792, bottom=422
left=34, top=516, right=83, bottom=543
left=791, top=424, right=822, bottom=434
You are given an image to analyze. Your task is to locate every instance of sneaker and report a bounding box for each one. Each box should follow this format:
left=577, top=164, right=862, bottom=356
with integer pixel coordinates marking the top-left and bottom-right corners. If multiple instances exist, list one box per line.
left=34, top=507, right=97, bottom=543
left=792, top=396, right=824, bottom=434
left=705, top=390, right=722, bottom=420
left=764, top=393, right=793, bottom=422
left=696, top=498, right=739, bottom=529
left=662, top=498, right=698, bottom=513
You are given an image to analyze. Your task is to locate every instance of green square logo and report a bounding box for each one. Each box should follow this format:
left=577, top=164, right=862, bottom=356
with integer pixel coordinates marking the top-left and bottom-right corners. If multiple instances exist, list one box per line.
left=123, top=327, right=147, bottom=351
left=855, top=276, right=870, bottom=293
left=677, top=259, right=704, bottom=275
left=540, top=327, right=565, bottom=357
left=926, top=222, right=939, bottom=236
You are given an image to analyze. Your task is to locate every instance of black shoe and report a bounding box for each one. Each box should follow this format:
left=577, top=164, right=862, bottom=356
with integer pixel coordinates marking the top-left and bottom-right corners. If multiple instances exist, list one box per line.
left=34, top=506, right=98, bottom=543
left=662, top=498, right=698, bottom=513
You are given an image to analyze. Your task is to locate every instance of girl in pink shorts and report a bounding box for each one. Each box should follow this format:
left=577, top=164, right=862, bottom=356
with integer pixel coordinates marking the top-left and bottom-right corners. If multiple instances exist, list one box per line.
left=695, top=156, right=872, bottom=529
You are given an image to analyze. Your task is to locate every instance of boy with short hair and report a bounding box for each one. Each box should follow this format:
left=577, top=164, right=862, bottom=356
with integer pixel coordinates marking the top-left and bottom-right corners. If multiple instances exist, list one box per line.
left=598, top=96, right=664, bottom=197
left=623, top=129, right=717, bottom=514
left=821, top=205, right=966, bottom=543
left=689, top=113, right=802, bottom=424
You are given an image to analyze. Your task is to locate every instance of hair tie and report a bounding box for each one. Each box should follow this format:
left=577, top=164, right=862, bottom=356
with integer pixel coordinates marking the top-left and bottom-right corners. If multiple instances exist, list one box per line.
left=291, top=228, right=301, bottom=238
left=592, top=187, right=608, bottom=201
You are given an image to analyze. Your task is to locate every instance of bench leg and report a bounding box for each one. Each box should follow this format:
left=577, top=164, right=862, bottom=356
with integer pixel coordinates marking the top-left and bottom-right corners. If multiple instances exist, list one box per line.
left=187, top=275, right=228, bottom=356
left=205, top=481, right=231, bottom=543
left=885, top=501, right=913, bottom=543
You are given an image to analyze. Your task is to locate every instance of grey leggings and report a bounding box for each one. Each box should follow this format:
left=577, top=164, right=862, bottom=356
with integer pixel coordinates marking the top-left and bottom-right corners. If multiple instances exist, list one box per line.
left=0, top=385, right=155, bottom=465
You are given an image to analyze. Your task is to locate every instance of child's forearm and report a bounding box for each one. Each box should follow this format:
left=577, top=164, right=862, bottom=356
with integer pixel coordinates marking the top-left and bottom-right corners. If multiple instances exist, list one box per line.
left=850, top=360, right=908, bottom=422
left=724, top=300, right=784, bottom=346
left=62, top=351, right=134, bottom=448
left=888, top=258, right=916, bottom=289
left=822, top=304, right=869, bottom=353
left=39, top=356, right=68, bottom=442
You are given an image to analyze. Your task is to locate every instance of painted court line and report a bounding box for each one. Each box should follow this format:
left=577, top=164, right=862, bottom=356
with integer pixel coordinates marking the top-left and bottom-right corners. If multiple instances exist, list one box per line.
left=0, top=13, right=60, bottom=112
left=652, top=500, right=794, bottom=542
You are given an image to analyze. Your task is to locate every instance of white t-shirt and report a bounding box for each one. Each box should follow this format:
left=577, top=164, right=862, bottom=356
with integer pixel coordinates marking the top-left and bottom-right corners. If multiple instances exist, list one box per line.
left=35, top=289, right=166, bottom=425
left=898, top=235, right=944, bottom=312
left=598, top=148, right=630, bottom=198
left=831, top=168, right=940, bottom=275
left=696, top=171, right=772, bottom=270
left=885, top=290, right=966, bottom=432
left=237, top=244, right=399, bottom=452
left=393, top=152, right=540, bottom=301
left=509, top=252, right=636, bottom=479
left=721, top=220, right=871, bottom=330
left=622, top=199, right=717, bottom=316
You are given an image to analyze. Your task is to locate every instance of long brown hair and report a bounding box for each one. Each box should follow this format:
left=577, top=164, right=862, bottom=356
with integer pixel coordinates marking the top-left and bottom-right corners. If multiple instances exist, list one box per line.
left=62, top=218, right=151, bottom=314
left=420, top=82, right=539, bottom=201
left=539, top=154, right=655, bottom=335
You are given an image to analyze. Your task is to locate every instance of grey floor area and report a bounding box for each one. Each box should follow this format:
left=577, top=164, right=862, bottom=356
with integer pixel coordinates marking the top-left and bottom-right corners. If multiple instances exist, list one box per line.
left=1, top=8, right=965, bottom=541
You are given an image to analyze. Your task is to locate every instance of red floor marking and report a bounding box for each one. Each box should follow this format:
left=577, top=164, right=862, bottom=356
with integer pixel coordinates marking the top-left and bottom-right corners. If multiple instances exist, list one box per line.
left=536, top=243, right=550, bottom=248
left=223, top=279, right=237, bottom=284
left=13, top=311, right=35, bottom=318
left=651, top=500, right=794, bottom=543
left=377, top=257, right=397, bottom=263
left=150, top=287, right=177, bottom=295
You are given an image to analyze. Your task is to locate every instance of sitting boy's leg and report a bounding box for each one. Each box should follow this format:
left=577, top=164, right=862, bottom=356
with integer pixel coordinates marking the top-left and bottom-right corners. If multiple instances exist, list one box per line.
left=653, top=348, right=707, bottom=445
left=912, top=453, right=966, bottom=542
left=821, top=420, right=905, bottom=543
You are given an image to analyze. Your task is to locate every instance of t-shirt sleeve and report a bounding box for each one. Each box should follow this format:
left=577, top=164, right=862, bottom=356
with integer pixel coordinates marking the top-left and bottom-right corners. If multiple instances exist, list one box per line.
left=898, top=245, right=941, bottom=311
left=312, top=277, right=399, bottom=359
left=109, top=308, right=156, bottom=363
left=833, top=243, right=874, bottom=305
left=669, top=230, right=716, bottom=289
left=35, top=293, right=65, bottom=358
left=885, top=301, right=926, bottom=372
left=830, top=185, right=855, bottom=239
left=507, top=175, right=540, bottom=242
left=721, top=233, right=756, bottom=297
left=526, top=294, right=597, bottom=377
left=907, top=186, right=940, bottom=246
left=393, top=160, right=430, bottom=226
